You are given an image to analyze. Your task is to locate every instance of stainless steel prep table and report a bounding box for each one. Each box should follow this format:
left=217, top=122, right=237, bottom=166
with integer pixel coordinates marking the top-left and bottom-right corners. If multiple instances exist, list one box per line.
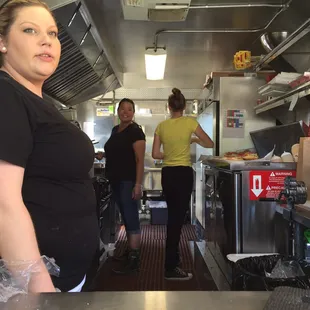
left=0, top=291, right=271, bottom=310
left=276, top=204, right=310, bottom=229
left=196, top=157, right=296, bottom=285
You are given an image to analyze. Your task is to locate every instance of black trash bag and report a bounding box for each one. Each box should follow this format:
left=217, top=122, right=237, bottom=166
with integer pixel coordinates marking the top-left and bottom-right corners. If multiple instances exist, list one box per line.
left=232, top=255, right=310, bottom=291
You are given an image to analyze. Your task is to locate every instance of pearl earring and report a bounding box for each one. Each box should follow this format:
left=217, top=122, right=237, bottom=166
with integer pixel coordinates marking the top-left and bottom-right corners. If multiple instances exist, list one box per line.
left=2, top=47, right=6, bottom=52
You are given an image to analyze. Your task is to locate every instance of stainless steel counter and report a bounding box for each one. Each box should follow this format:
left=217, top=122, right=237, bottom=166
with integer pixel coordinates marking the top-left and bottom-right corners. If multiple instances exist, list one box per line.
left=276, top=205, right=310, bottom=228
left=200, top=156, right=296, bottom=171
left=0, top=291, right=271, bottom=310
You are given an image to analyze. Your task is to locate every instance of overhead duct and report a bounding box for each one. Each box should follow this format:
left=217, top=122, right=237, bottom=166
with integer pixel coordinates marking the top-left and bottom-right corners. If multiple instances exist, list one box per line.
left=260, top=32, right=297, bottom=73
left=152, top=1, right=291, bottom=49
left=121, top=0, right=192, bottom=22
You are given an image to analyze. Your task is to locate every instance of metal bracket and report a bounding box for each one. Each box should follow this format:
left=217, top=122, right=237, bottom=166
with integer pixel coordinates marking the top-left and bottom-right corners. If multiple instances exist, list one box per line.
left=289, top=93, right=299, bottom=111
left=283, top=207, right=292, bottom=221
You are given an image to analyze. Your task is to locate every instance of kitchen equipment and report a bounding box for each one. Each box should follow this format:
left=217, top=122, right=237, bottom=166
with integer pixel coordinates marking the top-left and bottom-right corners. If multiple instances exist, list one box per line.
left=271, top=155, right=282, bottom=162
left=143, top=167, right=162, bottom=191
left=281, top=151, right=294, bottom=163
left=250, top=122, right=306, bottom=158
left=202, top=157, right=296, bottom=285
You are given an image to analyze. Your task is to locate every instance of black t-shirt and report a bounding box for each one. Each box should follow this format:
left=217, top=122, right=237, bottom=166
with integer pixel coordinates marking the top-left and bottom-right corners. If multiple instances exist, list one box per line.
left=0, top=71, right=99, bottom=292
left=104, top=123, right=145, bottom=184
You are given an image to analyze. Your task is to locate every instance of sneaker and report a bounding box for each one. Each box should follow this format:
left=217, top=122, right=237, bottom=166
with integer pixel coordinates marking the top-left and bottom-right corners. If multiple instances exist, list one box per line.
left=176, top=256, right=182, bottom=267
left=112, top=250, right=140, bottom=275
left=112, top=249, right=130, bottom=262
left=164, top=267, right=193, bottom=281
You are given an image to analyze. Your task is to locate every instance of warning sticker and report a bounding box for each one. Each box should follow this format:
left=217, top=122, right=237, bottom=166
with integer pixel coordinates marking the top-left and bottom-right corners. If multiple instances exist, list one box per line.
left=249, top=170, right=296, bottom=201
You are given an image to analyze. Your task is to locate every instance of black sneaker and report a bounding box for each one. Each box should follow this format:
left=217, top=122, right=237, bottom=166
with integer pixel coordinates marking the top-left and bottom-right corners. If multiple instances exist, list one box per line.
left=112, top=250, right=140, bottom=275
left=112, top=249, right=130, bottom=262
left=176, top=256, right=182, bottom=267
left=164, top=267, right=193, bottom=281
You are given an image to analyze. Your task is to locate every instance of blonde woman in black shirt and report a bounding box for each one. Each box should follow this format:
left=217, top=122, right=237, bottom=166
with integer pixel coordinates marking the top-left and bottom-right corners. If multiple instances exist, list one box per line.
left=0, top=0, right=99, bottom=292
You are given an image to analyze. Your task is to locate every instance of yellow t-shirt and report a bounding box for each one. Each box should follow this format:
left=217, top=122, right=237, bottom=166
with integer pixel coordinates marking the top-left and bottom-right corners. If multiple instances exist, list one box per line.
left=155, top=116, right=199, bottom=167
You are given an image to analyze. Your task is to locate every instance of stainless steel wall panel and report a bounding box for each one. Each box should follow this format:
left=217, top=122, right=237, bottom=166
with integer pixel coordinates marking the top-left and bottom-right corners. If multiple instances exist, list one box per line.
left=219, top=77, right=275, bottom=155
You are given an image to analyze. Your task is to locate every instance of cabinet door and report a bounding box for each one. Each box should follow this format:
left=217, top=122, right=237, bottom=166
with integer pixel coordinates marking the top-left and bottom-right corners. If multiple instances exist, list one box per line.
left=195, top=162, right=206, bottom=228
left=205, top=172, right=216, bottom=244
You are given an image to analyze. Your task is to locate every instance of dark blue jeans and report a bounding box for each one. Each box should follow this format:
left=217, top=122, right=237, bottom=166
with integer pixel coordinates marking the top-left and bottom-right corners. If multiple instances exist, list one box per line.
left=111, top=181, right=140, bottom=235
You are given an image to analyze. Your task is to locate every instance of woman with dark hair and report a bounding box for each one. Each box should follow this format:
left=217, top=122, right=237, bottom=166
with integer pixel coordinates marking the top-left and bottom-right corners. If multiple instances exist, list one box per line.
left=152, top=88, right=214, bottom=280
left=104, top=98, right=146, bottom=274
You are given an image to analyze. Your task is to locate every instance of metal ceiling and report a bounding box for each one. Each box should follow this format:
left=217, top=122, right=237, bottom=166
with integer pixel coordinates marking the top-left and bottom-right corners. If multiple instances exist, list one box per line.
left=81, top=0, right=310, bottom=90
left=42, top=2, right=121, bottom=106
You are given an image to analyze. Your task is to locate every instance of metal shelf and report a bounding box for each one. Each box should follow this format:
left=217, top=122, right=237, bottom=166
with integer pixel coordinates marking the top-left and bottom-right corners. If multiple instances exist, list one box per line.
left=254, top=81, right=310, bottom=114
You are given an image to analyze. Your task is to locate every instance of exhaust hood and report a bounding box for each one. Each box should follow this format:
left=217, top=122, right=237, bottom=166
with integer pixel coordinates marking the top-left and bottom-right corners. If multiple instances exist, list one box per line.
left=43, top=2, right=121, bottom=106
left=260, top=32, right=296, bottom=73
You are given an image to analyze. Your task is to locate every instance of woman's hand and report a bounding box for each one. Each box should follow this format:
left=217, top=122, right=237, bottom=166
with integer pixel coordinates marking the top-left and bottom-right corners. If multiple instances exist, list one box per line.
left=95, top=152, right=105, bottom=160
left=190, top=137, right=200, bottom=144
left=132, top=184, right=143, bottom=200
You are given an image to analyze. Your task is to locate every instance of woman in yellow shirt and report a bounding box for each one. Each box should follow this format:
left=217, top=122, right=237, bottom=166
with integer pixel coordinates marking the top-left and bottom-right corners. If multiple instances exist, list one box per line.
left=152, top=88, right=214, bottom=280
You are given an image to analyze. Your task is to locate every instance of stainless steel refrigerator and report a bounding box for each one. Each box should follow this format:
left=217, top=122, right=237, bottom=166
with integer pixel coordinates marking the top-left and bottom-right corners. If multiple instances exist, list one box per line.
left=195, top=76, right=276, bottom=231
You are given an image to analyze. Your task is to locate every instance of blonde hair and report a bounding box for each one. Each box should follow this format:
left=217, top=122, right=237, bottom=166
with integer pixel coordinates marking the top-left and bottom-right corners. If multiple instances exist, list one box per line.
left=0, top=0, right=53, bottom=66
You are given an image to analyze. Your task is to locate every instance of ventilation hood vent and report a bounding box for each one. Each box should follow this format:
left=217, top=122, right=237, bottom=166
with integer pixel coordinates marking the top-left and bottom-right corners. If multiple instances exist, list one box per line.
left=43, top=3, right=120, bottom=106
left=260, top=32, right=296, bottom=73
left=43, top=23, right=102, bottom=104
left=121, top=0, right=191, bottom=21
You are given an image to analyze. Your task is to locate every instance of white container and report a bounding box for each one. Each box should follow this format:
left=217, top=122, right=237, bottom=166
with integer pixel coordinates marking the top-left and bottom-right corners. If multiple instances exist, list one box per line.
left=271, top=155, right=282, bottom=163
left=281, top=151, right=294, bottom=162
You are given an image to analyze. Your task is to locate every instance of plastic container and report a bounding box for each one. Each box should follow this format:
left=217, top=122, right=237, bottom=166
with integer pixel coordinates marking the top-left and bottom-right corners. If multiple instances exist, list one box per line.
left=281, top=151, right=294, bottom=163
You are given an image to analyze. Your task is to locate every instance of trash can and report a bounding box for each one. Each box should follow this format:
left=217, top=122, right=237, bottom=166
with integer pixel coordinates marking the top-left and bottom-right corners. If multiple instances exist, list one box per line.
left=231, top=254, right=310, bottom=291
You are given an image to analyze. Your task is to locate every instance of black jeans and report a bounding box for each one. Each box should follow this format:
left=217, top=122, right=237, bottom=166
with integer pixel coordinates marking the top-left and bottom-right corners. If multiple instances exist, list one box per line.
left=161, top=166, right=194, bottom=271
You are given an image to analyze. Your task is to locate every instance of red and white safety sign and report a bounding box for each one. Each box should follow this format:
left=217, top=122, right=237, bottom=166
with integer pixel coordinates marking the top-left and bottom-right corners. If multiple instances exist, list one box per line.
left=249, top=170, right=296, bottom=201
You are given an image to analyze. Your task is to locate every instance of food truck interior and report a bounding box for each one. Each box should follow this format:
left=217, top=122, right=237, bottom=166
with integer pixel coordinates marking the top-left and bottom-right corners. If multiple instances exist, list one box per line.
left=3, top=0, right=310, bottom=309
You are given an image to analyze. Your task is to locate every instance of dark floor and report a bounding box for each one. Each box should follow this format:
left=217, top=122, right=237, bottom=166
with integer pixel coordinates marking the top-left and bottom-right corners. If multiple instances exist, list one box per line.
left=91, top=224, right=218, bottom=291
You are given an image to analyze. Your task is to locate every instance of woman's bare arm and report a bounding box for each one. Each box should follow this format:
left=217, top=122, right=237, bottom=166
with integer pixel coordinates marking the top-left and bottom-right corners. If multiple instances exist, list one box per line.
left=133, top=140, right=146, bottom=187
left=193, top=125, right=214, bottom=148
left=0, top=160, right=55, bottom=292
left=152, top=134, right=164, bottom=159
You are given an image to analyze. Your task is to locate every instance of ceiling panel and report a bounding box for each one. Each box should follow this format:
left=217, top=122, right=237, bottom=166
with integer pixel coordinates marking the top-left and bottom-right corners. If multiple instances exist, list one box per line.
left=60, top=0, right=309, bottom=90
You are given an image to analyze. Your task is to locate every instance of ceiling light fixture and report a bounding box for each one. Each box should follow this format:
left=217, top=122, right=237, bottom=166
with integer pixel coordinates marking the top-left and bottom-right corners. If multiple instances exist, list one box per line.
left=145, top=48, right=167, bottom=80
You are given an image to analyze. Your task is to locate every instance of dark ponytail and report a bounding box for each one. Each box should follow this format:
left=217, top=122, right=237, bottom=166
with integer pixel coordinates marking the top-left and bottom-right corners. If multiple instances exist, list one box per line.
left=168, top=88, right=186, bottom=112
